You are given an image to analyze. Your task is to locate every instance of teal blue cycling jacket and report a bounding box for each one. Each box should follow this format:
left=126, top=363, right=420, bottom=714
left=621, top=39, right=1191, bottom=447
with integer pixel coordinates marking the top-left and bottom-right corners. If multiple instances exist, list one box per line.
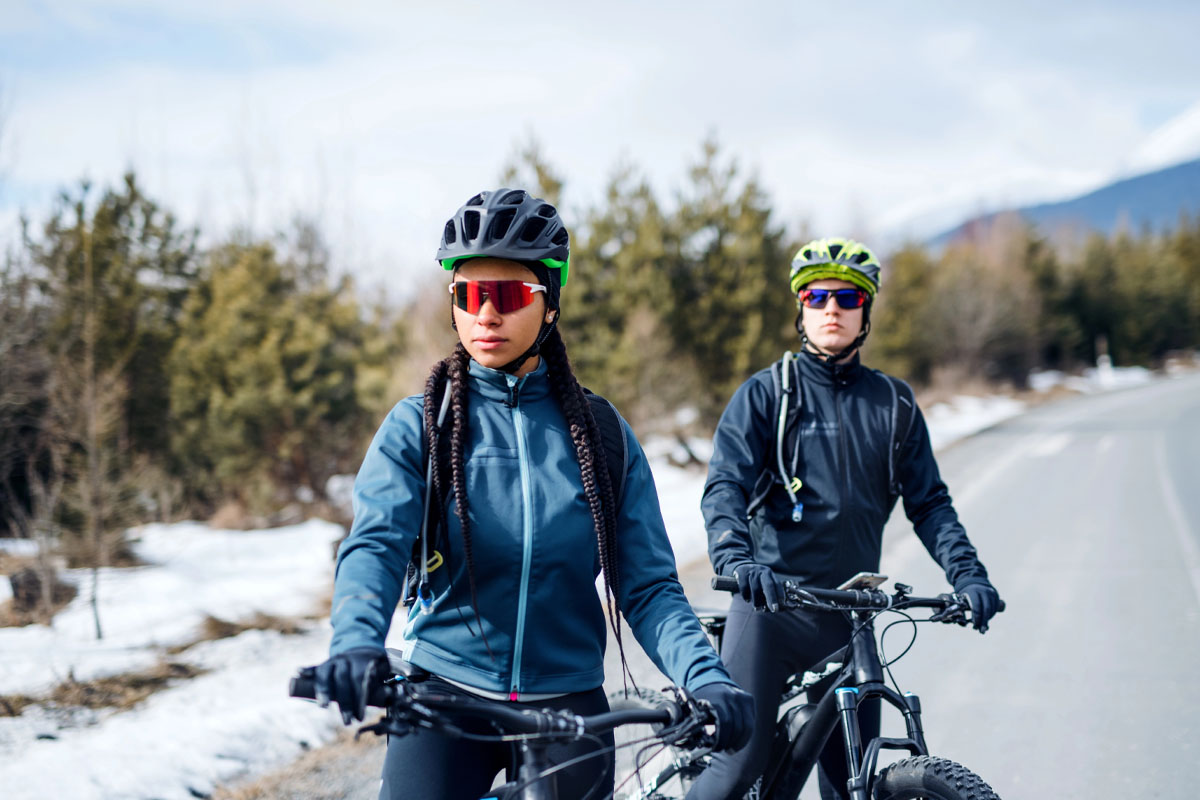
left=330, top=359, right=732, bottom=697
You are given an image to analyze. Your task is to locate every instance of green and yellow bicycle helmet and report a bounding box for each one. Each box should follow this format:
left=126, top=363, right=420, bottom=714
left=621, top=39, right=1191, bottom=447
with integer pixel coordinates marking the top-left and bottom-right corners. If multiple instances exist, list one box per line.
left=789, top=237, right=881, bottom=298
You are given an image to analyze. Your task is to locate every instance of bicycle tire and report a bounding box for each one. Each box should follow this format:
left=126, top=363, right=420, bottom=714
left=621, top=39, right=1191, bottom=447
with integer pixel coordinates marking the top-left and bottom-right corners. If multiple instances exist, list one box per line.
left=607, top=689, right=708, bottom=800
left=872, top=755, right=1000, bottom=800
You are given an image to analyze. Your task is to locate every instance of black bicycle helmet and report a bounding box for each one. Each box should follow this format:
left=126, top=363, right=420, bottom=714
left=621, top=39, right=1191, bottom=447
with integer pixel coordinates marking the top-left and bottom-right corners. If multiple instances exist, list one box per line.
left=437, top=188, right=571, bottom=288
left=439, top=188, right=570, bottom=374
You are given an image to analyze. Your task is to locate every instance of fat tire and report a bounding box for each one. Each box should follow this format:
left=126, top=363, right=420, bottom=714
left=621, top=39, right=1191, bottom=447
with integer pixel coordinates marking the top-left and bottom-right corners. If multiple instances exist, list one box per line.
left=873, top=755, right=1000, bottom=800
left=607, top=689, right=706, bottom=800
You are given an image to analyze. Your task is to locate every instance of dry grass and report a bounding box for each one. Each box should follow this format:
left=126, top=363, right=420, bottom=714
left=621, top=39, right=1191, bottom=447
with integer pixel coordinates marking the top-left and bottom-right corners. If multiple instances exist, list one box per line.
left=163, top=611, right=313, bottom=656
left=1, top=609, right=313, bottom=717
left=0, top=660, right=206, bottom=717
left=0, top=550, right=29, bottom=574
left=0, top=573, right=78, bottom=628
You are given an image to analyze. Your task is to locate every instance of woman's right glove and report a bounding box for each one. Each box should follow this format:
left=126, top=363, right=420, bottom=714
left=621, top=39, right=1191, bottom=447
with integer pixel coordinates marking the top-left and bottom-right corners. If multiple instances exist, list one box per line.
left=313, top=647, right=390, bottom=724
left=692, top=682, right=755, bottom=751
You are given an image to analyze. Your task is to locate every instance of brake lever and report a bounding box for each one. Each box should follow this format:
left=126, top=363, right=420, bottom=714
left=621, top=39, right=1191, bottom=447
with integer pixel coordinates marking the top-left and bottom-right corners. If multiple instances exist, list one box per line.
left=929, top=593, right=970, bottom=626
left=663, top=689, right=717, bottom=751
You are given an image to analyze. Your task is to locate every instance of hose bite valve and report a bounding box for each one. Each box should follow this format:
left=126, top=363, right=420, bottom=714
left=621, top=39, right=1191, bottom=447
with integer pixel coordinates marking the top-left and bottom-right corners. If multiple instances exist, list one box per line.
left=417, top=585, right=434, bottom=615
left=787, top=477, right=804, bottom=522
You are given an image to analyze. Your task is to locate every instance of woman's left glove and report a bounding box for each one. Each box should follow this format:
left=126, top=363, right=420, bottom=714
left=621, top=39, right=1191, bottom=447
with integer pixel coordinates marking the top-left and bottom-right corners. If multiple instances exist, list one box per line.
left=692, top=682, right=755, bottom=752
left=314, top=647, right=390, bottom=724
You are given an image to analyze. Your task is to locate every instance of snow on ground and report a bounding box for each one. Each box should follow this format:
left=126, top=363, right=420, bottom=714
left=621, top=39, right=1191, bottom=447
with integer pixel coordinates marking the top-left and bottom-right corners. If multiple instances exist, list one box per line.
left=0, top=366, right=1163, bottom=799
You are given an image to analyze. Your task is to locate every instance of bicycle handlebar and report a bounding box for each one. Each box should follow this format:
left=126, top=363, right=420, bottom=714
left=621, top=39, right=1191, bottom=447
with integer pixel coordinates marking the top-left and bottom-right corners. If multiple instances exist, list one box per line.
left=709, top=575, right=1006, bottom=618
left=289, top=669, right=713, bottom=743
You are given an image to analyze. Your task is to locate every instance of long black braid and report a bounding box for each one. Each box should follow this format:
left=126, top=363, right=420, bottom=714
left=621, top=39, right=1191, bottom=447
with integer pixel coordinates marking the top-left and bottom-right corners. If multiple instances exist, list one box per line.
left=419, top=331, right=631, bottom=679
left=422, top=342, right=493, bottom=657
left=539, top=328, right=632, bottom=682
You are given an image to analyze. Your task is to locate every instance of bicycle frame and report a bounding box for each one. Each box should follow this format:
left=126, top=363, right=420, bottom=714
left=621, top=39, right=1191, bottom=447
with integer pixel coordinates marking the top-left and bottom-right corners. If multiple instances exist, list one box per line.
left=756, top=610, right=927, bottom=800
left=618, top=580, right=996, bottom=800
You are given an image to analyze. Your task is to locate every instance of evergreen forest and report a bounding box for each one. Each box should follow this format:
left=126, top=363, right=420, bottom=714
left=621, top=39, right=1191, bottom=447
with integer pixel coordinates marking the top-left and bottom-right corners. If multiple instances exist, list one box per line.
left=3, top=140, right=1199, bottom=558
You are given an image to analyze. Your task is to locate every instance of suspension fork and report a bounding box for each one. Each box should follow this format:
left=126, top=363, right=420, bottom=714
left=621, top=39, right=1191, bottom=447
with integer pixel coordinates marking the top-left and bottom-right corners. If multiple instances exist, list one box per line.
left=838, top=617, right=930, bottom=800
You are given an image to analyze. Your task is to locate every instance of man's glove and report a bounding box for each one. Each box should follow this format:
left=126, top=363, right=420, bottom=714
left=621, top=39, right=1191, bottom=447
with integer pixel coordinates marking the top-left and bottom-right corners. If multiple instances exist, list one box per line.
left=313, top=647, right=390, bottom=724
left=692, top=682, right=755, bottom=752
left=956, top=581, right=1001, bottom=633
left=730, top=563, right=783, bottom=611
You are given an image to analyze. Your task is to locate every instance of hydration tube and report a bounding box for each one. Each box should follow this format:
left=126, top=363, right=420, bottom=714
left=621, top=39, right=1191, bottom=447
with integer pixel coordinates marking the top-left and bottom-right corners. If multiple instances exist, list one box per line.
left=775, top=351, right=804, bottom=523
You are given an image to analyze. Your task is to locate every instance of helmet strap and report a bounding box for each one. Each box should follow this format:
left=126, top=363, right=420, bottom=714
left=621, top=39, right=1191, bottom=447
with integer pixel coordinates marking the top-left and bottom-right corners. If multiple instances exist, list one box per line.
left=496, top=315, right=559, bottom=374
left=795, top=302, right=872, bottom=365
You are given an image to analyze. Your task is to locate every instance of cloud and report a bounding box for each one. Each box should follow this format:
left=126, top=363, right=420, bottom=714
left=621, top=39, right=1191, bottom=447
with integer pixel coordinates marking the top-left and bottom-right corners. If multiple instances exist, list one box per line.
left=1126, top=99, right=1200, bottom=175
left=3, top=1, right=1199, bottom=291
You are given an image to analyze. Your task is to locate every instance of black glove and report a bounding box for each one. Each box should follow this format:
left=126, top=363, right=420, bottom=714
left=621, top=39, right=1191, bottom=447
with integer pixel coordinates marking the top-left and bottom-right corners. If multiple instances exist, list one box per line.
left=692, top=682, right=755, bottom=752
left=731, top=563, right=782, bottom=611
left=956, top=581, right=1001, bottom=633
left=313, top=647, right=390, bottom=724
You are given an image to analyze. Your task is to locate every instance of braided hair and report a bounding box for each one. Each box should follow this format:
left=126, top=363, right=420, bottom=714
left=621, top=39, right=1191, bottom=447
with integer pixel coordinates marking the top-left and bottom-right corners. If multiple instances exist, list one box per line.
left=420, top=330, right=629, bottom=672
left=422, top=343, right=493, bottom=654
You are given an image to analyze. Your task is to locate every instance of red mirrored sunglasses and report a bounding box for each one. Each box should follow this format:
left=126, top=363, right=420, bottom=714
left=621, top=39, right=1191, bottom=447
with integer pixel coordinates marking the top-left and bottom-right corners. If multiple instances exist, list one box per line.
left=449, top=280, right=547, bottom=314
left=798, top=287, right=868, bottom=310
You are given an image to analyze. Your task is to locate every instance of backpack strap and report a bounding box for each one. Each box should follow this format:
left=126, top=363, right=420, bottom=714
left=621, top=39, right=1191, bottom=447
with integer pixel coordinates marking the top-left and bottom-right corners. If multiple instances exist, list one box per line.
left=583, top=390, right=628, bottom=511
left=774, top=352, right=804, bottom=522
left=413, top=381, right=453, bottom=613
left=884, top=375, right=916, bottom=502
left=746, top=352, right=804, bottom=520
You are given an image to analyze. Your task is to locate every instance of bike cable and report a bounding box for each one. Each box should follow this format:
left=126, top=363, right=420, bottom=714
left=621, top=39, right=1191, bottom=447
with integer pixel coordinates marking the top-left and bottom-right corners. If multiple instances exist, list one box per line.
left=877, top=610, right=920, bottom=696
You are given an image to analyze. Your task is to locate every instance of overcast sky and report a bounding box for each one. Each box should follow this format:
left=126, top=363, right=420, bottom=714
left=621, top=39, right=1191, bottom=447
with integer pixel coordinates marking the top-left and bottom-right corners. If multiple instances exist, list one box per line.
left=2, top=0, right=1199, bottom=296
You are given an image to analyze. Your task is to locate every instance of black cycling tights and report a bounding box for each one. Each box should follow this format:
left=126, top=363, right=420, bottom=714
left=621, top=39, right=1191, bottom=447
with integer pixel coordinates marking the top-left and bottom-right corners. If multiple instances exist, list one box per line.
left=378, top=681, right=614, bottom=800
left=685, top=596, right=879, bottom=800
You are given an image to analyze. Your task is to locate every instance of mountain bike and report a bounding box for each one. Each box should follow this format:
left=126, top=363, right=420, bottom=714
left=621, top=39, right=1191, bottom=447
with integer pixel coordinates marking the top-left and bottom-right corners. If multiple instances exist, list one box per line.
left=289, top=653, right=717, bottom=800
left=608, top=575, right=1004, bottom=800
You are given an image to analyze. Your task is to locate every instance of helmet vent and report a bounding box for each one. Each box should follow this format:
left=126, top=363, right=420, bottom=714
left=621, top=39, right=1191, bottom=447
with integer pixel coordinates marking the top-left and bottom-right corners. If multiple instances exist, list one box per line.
left=463, top=210, right=481, bottom=241
left=829, top=243, right=843, bottom=259
left=802, top=249, right=813, bottom=260
left=551, top=228, right=568, bottom=246
left=489, top=208, right=516, bottom=240
left=466, top=193, right=485, bottom=207
left=498, top=190, right=526, bottom=205
left=536, top=204, right=557, bottom=218
left=443, top=221, right=456, bottom=245
left=854, top=252, right=869, bottom=264
left=518, top=217, right=547, bottom=243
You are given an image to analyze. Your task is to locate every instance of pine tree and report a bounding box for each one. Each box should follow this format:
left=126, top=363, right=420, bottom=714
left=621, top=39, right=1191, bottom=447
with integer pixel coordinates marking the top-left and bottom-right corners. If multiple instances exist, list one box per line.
left=664, top=138, right=794, bottom=422
left=168, top=236, right=379, bottom=513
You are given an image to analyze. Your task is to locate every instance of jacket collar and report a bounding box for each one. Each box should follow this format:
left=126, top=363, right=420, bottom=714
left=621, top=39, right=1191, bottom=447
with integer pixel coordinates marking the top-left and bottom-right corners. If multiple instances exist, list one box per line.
left=467, top=357, right=552, bottom=404
left=796, top=347, right=863, bottom=387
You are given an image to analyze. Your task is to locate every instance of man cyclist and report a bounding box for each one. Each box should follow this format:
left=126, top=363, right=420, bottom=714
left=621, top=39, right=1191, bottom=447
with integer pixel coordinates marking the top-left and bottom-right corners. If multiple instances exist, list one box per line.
left=686, top=238, right=1002, bottom=800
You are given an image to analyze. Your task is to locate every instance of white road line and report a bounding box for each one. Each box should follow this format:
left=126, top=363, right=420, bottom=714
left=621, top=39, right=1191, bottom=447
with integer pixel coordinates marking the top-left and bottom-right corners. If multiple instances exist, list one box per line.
left=1027, top=433, right=1072, bottom=457
left=1154, top=434, right=1200, bottom=609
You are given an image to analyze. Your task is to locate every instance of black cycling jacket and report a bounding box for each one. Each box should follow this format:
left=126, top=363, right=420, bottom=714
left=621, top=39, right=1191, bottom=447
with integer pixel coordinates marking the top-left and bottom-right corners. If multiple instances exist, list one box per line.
left=702, top=349, right=989, bottom=591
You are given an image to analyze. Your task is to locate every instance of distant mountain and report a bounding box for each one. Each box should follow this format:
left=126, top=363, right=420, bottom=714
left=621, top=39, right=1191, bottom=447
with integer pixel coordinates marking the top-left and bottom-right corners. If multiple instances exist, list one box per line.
left=930, top=158, right=1200, bottom=247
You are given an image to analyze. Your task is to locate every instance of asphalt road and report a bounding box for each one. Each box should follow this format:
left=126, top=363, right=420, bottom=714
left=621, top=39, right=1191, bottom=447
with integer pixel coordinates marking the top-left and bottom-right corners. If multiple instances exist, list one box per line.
left=229, top=372, right=1200, bottom=799
left=608, top=371, right=1200, bottom=799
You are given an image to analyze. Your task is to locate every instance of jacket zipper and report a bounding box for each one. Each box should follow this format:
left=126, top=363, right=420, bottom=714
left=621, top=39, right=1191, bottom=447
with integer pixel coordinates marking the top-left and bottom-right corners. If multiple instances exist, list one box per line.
left=507, top=374, right=534, bottom=699
left=835, top=377, right=849, bottom=501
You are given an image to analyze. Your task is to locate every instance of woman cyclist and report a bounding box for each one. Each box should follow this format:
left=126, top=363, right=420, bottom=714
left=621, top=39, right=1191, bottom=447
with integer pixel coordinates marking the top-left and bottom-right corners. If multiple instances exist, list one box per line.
left=313, top=188, right=753, bottom=800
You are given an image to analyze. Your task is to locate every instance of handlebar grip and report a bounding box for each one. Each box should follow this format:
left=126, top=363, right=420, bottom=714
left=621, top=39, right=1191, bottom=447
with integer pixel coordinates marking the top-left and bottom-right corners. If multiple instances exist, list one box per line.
left=289, top=669, right=317, bottom=700
left=711, top=575, right=739, bottom=593
left=288, top=666, right=395, bottom=707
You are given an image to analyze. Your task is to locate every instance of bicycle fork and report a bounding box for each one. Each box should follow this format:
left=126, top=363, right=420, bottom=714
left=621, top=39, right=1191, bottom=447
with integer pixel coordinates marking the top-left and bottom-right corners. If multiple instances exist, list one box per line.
left=836, top=686, right=928, bottom=800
